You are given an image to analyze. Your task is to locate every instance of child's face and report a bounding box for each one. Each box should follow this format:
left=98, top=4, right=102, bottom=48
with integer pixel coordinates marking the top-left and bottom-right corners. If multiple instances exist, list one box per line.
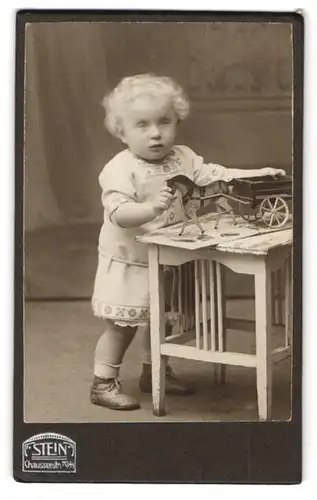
left=119, top=95, right=178, bottom=161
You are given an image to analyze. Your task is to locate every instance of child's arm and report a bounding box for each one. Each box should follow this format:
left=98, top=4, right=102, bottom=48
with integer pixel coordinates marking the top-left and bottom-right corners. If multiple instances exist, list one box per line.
left=177, top=146, right=286, bottom=186
left=193, top=159, right=286, bottom=186
left=227, top=166, right=286, bottom=179
left=115, top=187, right=175, bottom=228
left=99, top=158, right=175, bottom=229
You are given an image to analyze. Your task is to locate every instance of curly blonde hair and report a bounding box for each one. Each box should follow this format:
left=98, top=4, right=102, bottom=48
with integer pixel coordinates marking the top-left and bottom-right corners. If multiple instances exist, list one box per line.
left=101, top=74, right=190, bottom=138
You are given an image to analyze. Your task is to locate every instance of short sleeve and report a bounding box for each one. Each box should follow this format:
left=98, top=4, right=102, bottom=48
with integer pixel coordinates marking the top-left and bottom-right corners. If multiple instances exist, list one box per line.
left=173, top=146, right=259, bottom=186
left=99, top=154, right=137, bottom=222
left=174, top=145, right=234, bottom=186
left=192, top=156, right=234, bottom=186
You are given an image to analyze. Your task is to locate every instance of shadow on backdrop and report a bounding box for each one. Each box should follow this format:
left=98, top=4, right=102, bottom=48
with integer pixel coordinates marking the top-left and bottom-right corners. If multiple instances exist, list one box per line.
left=24, top=22, right=293, bottom=299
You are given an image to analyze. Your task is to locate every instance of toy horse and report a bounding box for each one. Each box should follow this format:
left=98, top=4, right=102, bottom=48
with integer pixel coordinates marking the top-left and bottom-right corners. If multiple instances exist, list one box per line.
left=166, top=175, right=237, bottom=235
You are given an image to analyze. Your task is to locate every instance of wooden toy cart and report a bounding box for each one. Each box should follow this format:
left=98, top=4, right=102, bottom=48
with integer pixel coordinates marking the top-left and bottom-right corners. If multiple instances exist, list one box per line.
left=168, top=174, right=292, bottom=232
left=230, top=175, right=292, bottom=228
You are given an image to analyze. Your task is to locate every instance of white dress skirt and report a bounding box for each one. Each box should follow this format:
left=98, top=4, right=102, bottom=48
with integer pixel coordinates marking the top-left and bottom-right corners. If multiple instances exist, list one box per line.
left=92, top=253, right=151, bottom=327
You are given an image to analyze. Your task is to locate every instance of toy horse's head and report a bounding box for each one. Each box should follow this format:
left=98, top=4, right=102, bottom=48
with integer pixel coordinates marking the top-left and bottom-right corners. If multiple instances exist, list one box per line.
left=166, top=175, right=230, bottom=204
left=166, top=175, right=198, bottom=205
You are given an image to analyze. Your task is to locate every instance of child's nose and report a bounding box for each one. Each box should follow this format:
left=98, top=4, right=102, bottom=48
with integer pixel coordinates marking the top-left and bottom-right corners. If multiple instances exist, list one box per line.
left=150, top=125, right=161, bottom=139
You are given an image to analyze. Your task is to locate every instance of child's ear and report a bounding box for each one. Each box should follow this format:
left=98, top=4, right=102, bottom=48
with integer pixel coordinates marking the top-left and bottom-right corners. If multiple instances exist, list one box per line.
left=119, top=135, right=128, bottom=145
left=116, top=126, right=127, bottom=144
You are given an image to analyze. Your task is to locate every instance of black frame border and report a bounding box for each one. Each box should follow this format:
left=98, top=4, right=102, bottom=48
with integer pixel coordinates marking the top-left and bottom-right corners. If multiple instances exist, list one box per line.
left=14, top=10, right=303, bottom=484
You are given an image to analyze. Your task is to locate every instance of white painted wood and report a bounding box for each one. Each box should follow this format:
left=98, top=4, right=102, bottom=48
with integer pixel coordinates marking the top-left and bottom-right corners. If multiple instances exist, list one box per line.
left=144, top=226, right=292, bottom=420
left=148, top=245, right=167, bottom=416
left=165, top=329, right=196, bottom=345
left=170, top=266, right=176, bottom=313
left=206, top=252, right=266, bottom=276
left=157, top=244, right=291, bottom=277
left=276, top=268, right=283, bottom=325
left=178, top=265, right=183, bottom=317
left=201, top=260, right=208, bottom=350
left=271, top=271, right=276, bottom=325
left=214, top=228, right=292, bottom=255
left=216, top=262, right=224, bottom=352
left=137, top=217, right=292, bottom=255
left=186, top=263, right=193, bottom=331
left=194, top=260, right=200, bottom=349
left=185, top=264, right=189, bottom=331
left=219, top=264, right=227, bottom=384
left=137, top=217, right=260, bottom=251
left=208, top=261, right=216, bottom=351
left=160, top=343, right=257, bottom=367
left=189, top=263, right=195, bottom=330
left=185, top=264, right=189, bottom=330
left=181, top=264, right=186, bottom=330
left=255, top=259, right=273, bottom=420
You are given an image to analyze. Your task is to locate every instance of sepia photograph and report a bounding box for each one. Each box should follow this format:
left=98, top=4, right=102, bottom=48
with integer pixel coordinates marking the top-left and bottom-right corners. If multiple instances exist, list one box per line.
left=22, top=16, right=296, bottom=428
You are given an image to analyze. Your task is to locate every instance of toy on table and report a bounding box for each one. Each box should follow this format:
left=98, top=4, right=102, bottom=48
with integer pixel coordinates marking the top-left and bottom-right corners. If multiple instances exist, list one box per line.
left=166, top=175, right=237, bottom=235
left=166, top=173, right=292, bottom=235
left=231, top=175, right=292, bottom=228
left=166, top=175, right=204, bottom=235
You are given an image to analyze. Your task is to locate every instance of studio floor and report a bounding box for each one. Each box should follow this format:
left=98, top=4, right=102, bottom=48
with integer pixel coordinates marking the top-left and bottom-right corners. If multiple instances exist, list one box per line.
left=24, top=299, right=291, bottom=423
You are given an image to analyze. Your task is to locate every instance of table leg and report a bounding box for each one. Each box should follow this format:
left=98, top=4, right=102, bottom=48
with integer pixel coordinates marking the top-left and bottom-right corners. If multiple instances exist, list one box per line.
left=149, top=245, right=166, bottom=416
left=219, top=264, right=227, bottom=384
left=255, top=259, right=273, bottom=420
left=277, top=268, right=284, bottom=326
left=214, top=263, right=227, bottom=385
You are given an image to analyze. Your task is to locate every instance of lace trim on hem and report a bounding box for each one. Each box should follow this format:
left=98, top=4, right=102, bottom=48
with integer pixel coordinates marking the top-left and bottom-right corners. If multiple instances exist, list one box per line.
left=92, top=299, right=150, bottom=324
left=93, top=312, right=149, bottom=327
left=114, top=320, right=149, bottom=327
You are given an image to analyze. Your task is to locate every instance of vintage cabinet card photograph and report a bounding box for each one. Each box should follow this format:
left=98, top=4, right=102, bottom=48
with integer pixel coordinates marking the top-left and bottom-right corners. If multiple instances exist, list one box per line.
left=14, top=10, right=303, bottom=483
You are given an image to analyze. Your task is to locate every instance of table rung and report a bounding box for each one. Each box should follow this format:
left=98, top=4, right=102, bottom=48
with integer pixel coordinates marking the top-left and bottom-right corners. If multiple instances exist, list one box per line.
left=165, top=329, right=196, bottom=345
left=161, top=343, right=257, bottom=367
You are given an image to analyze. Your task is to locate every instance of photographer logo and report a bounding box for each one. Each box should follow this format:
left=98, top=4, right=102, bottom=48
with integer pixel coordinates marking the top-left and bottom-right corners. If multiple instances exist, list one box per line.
left=22, top=433, right=76, bottom=473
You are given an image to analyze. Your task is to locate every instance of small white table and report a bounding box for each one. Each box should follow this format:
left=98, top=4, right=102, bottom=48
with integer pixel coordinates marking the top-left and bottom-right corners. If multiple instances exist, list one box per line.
left=138, top=215, right=293, bottom=420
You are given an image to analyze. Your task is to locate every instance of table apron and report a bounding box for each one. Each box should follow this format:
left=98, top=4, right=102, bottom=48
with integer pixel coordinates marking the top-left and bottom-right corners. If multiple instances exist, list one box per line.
left=156, top=244, right=291, bottom=275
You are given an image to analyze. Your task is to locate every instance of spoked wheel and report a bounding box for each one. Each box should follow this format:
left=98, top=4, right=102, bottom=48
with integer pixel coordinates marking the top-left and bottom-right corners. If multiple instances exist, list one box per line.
left=259, top=196, right=289, bottom=228
left=238, top=202, right=260, bottom=223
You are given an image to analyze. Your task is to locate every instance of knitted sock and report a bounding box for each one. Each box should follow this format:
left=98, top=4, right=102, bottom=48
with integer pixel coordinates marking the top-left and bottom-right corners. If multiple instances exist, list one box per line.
left=94, top=321, right=136, bottom=378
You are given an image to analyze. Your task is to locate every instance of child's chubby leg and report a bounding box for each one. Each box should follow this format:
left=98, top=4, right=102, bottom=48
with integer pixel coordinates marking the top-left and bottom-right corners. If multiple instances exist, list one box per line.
left=139, top=325, right=194, bottom=396
left=91, top=319, right=140, bottom=411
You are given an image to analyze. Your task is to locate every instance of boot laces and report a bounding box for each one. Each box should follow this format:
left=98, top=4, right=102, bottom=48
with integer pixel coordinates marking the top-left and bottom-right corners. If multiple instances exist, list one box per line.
left=107, top=378, right=121, bottom=394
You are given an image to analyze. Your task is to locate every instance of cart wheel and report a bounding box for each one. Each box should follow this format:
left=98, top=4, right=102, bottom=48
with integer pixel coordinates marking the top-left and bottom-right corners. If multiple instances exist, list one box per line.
left=239, top=203, right=260, bottom=223
left=259, top=197, right=289, bottom=228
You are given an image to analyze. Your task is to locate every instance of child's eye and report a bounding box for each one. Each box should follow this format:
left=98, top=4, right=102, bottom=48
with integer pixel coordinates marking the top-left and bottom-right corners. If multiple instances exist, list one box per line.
left=160, top=118, right=171, bottom=125
left=136, top=121, right=147, bottom=128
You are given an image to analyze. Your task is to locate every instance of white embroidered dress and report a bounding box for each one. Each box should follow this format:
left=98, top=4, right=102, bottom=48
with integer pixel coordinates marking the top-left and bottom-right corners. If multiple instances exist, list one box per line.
left=92, top=145, right=236, bottom=327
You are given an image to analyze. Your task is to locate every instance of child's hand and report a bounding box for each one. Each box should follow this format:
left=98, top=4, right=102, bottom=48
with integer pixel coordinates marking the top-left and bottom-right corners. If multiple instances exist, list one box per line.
left=260, top=167, right=286, bottom=177
left=152, top=187, right=175, bottom=215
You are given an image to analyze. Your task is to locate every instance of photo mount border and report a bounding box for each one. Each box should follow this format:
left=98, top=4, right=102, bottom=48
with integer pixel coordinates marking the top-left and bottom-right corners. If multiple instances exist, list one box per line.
left=14, top=10, right=303, bottom=484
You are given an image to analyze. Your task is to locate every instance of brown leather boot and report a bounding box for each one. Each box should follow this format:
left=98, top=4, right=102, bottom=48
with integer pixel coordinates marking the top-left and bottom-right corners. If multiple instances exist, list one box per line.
left=139, top=364, right=194, bottom=396
left=90, top=377, right=140, bottom=410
